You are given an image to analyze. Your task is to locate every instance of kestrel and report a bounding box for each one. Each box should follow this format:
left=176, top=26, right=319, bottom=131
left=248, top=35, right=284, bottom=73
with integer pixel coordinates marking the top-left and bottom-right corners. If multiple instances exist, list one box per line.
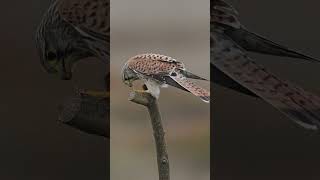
left=35, top=0, right=109, bottom=80
left=211, top=0, right=320, bottom=130
left=122, top=53, right=210, bottom=103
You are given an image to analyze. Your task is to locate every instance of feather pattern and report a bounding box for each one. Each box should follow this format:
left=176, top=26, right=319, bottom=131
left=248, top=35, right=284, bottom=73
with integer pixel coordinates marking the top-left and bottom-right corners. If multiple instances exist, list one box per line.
left=57, top=0, right=109, bottom=40
left=169, top=72, right=210, bottom=103
left=57, top=0, right=110, bottom=61
left=211, top=0, right=320, bottom=130
left=124, top=53, right=210, bottom=102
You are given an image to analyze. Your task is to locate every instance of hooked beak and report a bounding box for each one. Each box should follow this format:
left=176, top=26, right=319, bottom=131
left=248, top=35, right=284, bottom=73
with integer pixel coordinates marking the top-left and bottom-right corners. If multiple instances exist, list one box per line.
left=58, top=58, right=72, bottom=80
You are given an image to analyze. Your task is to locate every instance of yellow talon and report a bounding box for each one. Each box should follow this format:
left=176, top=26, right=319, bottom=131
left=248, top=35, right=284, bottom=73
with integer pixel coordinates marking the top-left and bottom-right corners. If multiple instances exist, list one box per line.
left=81, top=90, right=109, bottom=98
left=133, top=89, right=147, bottom=93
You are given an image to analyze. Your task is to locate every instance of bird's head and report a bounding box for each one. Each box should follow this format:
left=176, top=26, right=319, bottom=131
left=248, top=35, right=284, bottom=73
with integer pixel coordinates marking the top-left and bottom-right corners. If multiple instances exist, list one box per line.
left=35, top=19, right=93, bottom=80
left=121, top=62, right=138, bottom=87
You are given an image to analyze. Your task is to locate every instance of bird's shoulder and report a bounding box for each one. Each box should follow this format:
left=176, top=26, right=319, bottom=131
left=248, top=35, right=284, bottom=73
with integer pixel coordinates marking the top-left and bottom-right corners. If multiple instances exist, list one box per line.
left=130, top=53, right=185, bottom=69
left=56, top=0, right=109, bottom=40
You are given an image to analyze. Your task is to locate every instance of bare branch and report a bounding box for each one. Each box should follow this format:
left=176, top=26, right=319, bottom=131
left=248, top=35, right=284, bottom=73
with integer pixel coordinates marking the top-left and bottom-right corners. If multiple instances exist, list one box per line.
left=129, top=91, right=170, bottom=180
left=58, top=92, right=109, bottom=138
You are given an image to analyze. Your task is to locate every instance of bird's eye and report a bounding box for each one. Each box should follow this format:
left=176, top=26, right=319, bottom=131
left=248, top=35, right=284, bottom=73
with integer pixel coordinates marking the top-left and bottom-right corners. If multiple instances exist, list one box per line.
left=46, top=51, right=57, bottom=61
left=171, top=72, right=177, bottom=76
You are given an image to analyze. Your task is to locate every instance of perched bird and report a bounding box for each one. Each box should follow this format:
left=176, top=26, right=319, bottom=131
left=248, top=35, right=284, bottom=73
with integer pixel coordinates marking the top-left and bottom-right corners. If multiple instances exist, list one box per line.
left=35, top=0, right=109, bottom=80
left=211, top=0, right=320, bottom=130
left=122, top=53, right=210, bottom=103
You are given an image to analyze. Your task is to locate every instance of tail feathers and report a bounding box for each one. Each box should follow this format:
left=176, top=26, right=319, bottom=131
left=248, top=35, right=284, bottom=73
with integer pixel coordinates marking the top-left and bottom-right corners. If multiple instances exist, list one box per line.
left=168, top=73, right=210, bottom=103
left=179, top=70, right=208, bottom=81
left=211, top=63, right=258, bottom=97
left=225, top=27, right=320, bottom=62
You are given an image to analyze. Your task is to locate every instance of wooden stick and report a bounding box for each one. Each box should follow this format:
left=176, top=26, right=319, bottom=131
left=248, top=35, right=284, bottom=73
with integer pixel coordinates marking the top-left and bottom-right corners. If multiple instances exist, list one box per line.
left=129, top=91, right=170, bottom=180
left=58, top=92, right=109, bottom=138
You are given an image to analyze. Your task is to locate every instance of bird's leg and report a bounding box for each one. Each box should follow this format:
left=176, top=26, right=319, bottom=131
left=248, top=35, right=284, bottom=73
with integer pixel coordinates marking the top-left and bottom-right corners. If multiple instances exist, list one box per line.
left=75, top=71, right=109, bottom=98
left=133, top=84, right=148, bottom=93
left=138, top=83, right=160, bottom=99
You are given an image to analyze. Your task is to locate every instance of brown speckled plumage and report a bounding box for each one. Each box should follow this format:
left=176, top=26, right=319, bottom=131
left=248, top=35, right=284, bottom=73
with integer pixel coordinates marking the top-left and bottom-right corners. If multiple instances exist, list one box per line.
left=127, top=54, right=184, bottom=75
left=123, top=53, right=210, bottom=102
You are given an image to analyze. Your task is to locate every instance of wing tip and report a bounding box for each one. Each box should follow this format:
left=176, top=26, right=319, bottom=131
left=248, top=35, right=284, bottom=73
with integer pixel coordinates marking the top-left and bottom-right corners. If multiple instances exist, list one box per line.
left=200, top=96, right=210, bottom=103
left=295, top=120, right=319, bottom=131
left=281, top=109, right=320, bottom=131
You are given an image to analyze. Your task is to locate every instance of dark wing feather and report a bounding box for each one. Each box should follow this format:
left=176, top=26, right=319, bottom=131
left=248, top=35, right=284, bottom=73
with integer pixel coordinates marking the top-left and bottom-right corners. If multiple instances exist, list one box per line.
left=179, top=69, right=208, bottom=81
left=212, top=0, right=320, bottom=63
left=224, top=27, right=320, bottom=63
left=211, top=30, right=320, bottom=130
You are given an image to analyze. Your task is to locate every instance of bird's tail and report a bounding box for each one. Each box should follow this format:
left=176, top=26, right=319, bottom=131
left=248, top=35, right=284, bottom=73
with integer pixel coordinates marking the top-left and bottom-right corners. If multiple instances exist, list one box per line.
left=169, top=72, right=210, bottom=103
left=225, top=27, right=320, bottom=62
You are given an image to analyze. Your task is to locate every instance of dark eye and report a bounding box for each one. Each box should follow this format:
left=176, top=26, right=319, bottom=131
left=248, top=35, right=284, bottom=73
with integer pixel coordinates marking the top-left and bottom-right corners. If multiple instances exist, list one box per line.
left=171, top=72, right=177, bottom=76
left=46, top=51, right=57, bottom=61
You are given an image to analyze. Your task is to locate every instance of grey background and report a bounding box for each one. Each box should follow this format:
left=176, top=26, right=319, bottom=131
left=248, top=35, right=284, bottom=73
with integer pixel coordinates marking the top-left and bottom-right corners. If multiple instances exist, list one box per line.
left=111, top=0, right=210, bottom=180
left=0, top=1, right=107, bottom=179
left=213, top=0, right=320, bottom=179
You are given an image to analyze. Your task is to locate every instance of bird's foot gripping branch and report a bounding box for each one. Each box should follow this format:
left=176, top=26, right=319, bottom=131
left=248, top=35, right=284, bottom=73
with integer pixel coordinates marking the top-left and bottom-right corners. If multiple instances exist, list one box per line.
left=80, top=89, right=110, bottom=98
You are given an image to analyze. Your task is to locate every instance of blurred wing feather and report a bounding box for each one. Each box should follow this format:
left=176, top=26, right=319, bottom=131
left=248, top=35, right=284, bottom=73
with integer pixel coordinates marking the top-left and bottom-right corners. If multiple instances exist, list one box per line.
left=211, top=0, right=240, bottom=29
left=57, top=0, right=109, bottom=41
left=212, top=31, right=320, bottom=130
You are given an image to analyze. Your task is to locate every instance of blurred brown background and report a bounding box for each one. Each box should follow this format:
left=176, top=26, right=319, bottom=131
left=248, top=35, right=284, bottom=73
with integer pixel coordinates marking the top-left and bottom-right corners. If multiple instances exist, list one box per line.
left=0, top=1, right=107, bottom=179
left=110, top=0, right=210, bottom=179
left=213, top=0, right=320, bottom=179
